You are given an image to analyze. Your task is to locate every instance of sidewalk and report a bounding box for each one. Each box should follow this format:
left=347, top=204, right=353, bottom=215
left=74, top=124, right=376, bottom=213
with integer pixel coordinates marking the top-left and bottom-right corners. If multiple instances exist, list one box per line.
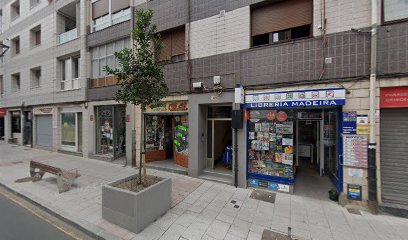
left=0, top=142, right=407, bottom=240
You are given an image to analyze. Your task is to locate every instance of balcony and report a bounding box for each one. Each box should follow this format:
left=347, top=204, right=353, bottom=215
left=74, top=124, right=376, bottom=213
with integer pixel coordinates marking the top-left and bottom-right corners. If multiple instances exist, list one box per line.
left=93, top=8, right=131, bottom=32
left=58, top=28, right=78, bottom=45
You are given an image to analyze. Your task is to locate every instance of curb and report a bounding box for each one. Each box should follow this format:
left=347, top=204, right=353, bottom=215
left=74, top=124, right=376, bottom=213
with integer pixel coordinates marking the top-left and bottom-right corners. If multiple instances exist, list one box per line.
left=0, top=181, right=118, bottom=240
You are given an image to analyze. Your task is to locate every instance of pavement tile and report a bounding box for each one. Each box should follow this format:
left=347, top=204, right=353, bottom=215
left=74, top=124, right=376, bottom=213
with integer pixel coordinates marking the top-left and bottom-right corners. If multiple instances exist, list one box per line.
left=205, top=220, right=231, bottom=240
left=153, top=212, right=179, bottom=231
left=182, top=221, right=210, bottom=240
left=158, top=223, right=186, bottom=240
left=174, top=210, right=199, bottom=228
left=134, top=224, right=164, bottom=240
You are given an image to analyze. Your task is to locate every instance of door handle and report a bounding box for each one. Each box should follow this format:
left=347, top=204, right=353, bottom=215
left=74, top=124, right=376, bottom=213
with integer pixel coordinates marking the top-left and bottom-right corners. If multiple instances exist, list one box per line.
left=339, top=154, right=343, bottom=166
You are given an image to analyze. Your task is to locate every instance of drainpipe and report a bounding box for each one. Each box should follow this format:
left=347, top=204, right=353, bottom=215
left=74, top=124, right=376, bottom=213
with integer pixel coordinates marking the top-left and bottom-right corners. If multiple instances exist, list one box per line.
left=368, top=0, right=378, bottom=206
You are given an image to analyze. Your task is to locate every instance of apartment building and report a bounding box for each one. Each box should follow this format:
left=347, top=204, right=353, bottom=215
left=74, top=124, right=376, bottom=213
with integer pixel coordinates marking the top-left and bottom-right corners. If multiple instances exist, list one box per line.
left=128, top=0, right=408, bottom=215
left=1, top=0, right=407, bottom=215
left=0, top=0, right=89, bottom=154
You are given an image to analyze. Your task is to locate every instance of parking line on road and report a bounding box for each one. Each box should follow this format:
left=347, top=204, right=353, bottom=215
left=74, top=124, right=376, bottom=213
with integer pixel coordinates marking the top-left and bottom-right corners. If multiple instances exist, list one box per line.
left=0, top=189, right=83, bottom=240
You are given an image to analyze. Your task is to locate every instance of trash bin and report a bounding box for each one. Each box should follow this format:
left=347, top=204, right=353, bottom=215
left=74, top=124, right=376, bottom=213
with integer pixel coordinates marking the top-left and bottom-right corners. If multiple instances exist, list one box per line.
left=222, top=146, right=233, bottom=168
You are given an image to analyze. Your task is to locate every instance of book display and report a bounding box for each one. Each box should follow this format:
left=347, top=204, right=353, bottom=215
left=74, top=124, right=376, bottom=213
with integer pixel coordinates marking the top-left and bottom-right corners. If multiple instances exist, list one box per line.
left=248, top=109, right=295, bottom=182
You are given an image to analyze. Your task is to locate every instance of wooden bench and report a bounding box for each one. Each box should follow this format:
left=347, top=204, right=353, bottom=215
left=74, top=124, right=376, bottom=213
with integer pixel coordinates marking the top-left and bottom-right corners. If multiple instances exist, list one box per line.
left=29, top=160, right=80, bottom=193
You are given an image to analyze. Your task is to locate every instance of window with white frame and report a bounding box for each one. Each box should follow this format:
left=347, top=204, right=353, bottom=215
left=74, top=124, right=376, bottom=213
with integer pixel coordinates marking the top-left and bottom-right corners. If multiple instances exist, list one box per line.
left=91, top=38, right=130, bottom=79
left=383, top=0, right=408, bottom=23
left=11, top=72, right=20, bottom=91
left=60, top=56, right=80, bottom=91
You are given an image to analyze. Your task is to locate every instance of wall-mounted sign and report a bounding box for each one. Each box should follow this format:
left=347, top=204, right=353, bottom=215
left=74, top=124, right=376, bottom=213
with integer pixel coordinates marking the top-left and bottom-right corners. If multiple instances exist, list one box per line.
left=343, top=135, right=368, bottom=168
left=235, top=84, right=245, bottom=104
left=347, top=184, right=362, bottom=201
left=356, top=115, right=369, bottom=135
left=33, top=107, right=53, bottom=115
left=146, top=102, right=188, bottom=113
left=380, top=87, right=408, bottom=108
left=0, top=109, right=6, bottom=116
left=245, top=88, right=346, bottom=109
left=342, top=111, right=357, bottom=134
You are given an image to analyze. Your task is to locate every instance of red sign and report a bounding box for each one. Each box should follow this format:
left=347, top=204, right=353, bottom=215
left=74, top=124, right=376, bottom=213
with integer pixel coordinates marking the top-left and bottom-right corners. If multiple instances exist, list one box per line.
left=381, top=87, right=408, bottom=108
left=0, top=109, right=6, bottom=116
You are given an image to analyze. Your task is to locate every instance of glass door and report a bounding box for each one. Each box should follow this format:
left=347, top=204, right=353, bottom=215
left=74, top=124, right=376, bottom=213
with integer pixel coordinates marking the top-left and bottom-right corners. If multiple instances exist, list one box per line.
left=61, top=112, right=77, bottom=151
left=114, top=105, right=126, bottom=158
left=97, top=106, right=114, bottom=155
left=323, top=109, right=339, bottom=182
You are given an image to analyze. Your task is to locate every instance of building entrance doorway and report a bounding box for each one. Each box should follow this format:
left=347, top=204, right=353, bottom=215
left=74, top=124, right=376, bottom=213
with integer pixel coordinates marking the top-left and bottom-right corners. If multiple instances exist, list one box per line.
left=206, top=119, right=233, bottom=174
left=294, top=109, right=340, bottom=199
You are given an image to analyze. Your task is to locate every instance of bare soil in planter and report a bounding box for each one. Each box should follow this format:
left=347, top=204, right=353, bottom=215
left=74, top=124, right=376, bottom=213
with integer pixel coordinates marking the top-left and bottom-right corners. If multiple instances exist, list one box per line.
left=114, top=175, right=162, bottom=193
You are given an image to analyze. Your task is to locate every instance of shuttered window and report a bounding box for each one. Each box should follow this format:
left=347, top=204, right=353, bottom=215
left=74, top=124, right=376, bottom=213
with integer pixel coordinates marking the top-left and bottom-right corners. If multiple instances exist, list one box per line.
left=112, top=0, right=129, bottom=13
left=251, top=0, right=313, bottom=36
left=92, top=0, right=109, bottom=20
left=158, top=27, right=186, bottom=63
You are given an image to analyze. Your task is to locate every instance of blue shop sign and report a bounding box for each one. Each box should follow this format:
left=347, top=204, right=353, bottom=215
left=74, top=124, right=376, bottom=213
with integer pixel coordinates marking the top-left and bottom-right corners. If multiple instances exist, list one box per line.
left=248, top=179, right=259, bottom=187
left=245, top=88, right=346, bottom=109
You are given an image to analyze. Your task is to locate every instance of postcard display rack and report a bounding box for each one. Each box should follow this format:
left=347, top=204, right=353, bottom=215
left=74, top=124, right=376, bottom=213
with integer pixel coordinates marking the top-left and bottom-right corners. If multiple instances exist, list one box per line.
left=248, top=109, right=295, bottom=189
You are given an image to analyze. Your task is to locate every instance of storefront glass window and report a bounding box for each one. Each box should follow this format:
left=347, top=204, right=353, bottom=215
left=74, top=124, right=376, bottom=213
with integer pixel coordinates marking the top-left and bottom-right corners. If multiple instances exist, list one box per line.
left=248, top=109, right=295, bottom=180
left=97, top=106, right=114, bottom=155
left=174, top=115, right=188, bottom=155
left=61, top=113, right=76, bottom=146
left=11, top=111, right=21, bottom=133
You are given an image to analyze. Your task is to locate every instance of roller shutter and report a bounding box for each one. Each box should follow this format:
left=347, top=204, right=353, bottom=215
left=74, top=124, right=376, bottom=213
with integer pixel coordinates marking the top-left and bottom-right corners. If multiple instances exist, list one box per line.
left=251, top=0, right=313, bottom=36
left=35, top=115, right=53, bottom=148
left=380, top=108, right=408, bottom=205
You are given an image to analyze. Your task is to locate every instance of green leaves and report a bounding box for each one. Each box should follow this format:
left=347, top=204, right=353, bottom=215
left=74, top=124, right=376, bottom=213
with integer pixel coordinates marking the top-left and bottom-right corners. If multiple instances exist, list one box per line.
left=104, top=9, right=168, bottom=110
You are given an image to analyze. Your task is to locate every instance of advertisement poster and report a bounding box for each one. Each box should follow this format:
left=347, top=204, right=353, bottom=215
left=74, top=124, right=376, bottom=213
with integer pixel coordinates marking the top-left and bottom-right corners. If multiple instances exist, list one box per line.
left=347, top=184, right=362, bottom=201
left=343, top=111, right=357, bottom=134
left=357, top=115, right=369, bottom=135
left=343, top=135, right=368, bottom=168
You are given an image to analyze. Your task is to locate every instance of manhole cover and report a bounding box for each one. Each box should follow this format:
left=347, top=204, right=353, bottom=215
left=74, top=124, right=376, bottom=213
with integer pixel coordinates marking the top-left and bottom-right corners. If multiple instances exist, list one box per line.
left=250, top=189, right=276, bottom=204
left=346, top=208, right=361, bottom=215
left=262, top=229, right=291, bottom=240
left=15, top=177, right=34, bottom=183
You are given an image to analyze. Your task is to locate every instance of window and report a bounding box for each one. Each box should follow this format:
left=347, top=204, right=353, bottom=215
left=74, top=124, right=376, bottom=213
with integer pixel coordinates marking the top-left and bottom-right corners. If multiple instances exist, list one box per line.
left=0, top=9, right=3, bottom=33
left=383, top=0, right=408, bottom=23
left=11, top=111, right=21, bottom=133
left=92, top=0, right=130, bottom=31
left=11, top=0, right=20, bottom=21
left=30, top=0, right=41, bottom=8
left=60, top=56, right=80, bottom=91
left=30, top=67, right=41, bottom=88
left=91, top=38, right=130, bottom=79
left=11, top=36, right=20, bottom=55
left=11, top=73, right=20, bottom=91
left=157, top=27, right=186, bottom=63
left=251, top=0, right=312, bottom=47
left=30, top=25, right=41, bottom=47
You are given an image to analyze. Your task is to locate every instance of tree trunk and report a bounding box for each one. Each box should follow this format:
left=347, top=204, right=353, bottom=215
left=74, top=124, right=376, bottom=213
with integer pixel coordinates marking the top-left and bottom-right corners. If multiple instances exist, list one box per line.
left=139, top=104, right=145, bottom=185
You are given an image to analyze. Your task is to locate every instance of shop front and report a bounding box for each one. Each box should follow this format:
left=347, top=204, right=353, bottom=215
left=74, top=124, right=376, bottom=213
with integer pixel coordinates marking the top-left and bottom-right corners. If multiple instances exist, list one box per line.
left=144, top=101, right=189, bottom=168
left=245, top=88, right=346, bottom=194
left=379, top=86, right=408, bottom=211
left=95, top=105, right=126, bottom=159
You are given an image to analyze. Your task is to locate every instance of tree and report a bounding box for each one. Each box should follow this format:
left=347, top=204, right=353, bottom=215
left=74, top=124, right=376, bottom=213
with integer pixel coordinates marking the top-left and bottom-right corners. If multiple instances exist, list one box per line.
left=105, top=9, right=168, bottom=184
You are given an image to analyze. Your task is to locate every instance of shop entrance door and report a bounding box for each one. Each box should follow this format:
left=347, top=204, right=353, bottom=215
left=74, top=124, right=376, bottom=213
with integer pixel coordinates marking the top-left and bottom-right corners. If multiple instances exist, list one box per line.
left=206, top=119, right=233, bottom=171
left=296, top=119, right=324, bottom=176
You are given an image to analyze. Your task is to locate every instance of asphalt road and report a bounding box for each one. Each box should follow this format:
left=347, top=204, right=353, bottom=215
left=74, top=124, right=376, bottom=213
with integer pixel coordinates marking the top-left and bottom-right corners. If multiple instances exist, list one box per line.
left=0, top=187, right=93, bottom=240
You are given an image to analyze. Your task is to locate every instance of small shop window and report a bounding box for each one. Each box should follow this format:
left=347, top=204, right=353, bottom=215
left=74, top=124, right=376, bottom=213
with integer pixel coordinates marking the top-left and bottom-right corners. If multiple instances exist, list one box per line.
left=61, top=113, right=76, bottom=147
left=248, top=109, right=295, bottom=180
left=11, top=111, right=21, bottom=133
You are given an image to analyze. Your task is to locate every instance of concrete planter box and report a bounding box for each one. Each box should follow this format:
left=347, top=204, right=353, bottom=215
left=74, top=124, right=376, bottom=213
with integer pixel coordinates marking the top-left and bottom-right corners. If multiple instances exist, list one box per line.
left=102, top=175, right=172, bottom=233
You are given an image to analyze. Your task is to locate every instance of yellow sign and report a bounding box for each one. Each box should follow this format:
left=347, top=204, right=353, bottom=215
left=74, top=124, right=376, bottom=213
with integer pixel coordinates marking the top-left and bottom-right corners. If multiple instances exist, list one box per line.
left=146, top=102, right=188, bottom=113
left=356, top=115, right=369, bottom=135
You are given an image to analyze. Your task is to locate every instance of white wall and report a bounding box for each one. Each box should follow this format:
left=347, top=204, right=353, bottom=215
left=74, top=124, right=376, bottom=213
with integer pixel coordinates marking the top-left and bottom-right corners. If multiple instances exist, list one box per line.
left=313, top=0, right=372, bottom=36
left=190, top=6, right=250, bottom=59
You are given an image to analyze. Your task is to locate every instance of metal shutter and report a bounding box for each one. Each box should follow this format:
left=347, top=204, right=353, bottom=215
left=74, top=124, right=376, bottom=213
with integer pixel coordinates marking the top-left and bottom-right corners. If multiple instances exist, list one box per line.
left=35, top=115, right=53, bottom=148
left=380, top=108, right=408, bottom=205
left=112, top=0, right=129, bottom=13
left=251, top=0, right=313, bottom=36
left=171, top=28, right=185, bottom=56
left=92, top=0, right=109, bottom=20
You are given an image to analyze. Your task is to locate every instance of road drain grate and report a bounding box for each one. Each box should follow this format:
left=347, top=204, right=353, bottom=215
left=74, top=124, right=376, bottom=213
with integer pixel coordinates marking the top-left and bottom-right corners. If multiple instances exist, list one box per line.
left=250, top=189, right=276, bottom=204
left=262, top=229, right=291, bottom=240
